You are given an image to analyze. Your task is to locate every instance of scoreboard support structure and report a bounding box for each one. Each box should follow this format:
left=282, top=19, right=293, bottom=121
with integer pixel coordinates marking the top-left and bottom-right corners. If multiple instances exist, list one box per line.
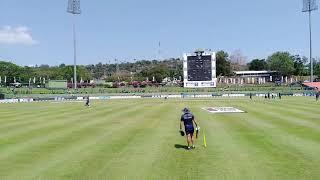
left=183, top=50, right=216, bottom=88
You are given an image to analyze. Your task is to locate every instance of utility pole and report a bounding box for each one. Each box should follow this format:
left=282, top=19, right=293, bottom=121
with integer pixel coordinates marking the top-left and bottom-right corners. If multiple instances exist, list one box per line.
left=67, top=0, right=81, bottom=89
left=302, top=0, right=318, bottom=82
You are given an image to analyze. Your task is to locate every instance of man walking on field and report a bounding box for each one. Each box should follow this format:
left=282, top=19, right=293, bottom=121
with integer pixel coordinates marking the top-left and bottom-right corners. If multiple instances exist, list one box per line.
left=85, top=96, right=90, bottom=107
left=180, top=108, right=199, bottom=150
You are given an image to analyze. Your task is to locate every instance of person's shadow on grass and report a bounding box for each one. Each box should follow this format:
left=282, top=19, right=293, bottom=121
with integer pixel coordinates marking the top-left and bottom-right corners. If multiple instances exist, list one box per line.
left=174, top=144, right=188, bottom=150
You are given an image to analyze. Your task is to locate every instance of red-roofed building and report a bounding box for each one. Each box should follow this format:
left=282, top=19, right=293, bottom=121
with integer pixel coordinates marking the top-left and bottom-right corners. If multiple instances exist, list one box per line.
left=303, top=82, right=320, bottom=91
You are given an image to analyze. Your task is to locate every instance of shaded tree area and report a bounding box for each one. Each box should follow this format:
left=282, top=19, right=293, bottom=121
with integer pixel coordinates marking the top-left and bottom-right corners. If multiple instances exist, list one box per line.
left=86, top=58, right=183, bottom=83
left=248, top=59, right=268, bottom=71
left=139, top=64, right=171, bottom=82
left=292, top=55, right=308, bottom=76
left=0, top=58, right=183, bottom=84
left=247, top=52, right=312, bottom=77
left=314, top=60, right=320, bottom=79
left=267, top=52, right=295, bottom=76
left=0, top=61, right=92, bottom=84
left=216, top=51, right=231, bottom=76
left=1, top=50, right=318, bottom=85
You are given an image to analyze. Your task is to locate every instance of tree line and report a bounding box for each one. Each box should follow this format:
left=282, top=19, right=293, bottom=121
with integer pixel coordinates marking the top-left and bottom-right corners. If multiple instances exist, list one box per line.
left=0, top=51, right=319, bottom=84
left=247, top=52, right=320, bottom=77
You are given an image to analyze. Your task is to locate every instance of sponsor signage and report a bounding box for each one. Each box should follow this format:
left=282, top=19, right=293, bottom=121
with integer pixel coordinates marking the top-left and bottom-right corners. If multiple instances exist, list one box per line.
left=202, top=107, right=245, bottom=114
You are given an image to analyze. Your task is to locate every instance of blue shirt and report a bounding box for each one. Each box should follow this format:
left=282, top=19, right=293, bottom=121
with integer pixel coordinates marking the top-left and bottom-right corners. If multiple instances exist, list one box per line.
left=181, top=113, right=194, bottom=128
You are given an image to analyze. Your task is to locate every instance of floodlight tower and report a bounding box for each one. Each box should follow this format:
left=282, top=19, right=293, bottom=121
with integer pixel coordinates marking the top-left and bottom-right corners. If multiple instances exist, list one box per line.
left=67, top=0, right=81, bottom=89
left=302, top=0, right=318, bottom=82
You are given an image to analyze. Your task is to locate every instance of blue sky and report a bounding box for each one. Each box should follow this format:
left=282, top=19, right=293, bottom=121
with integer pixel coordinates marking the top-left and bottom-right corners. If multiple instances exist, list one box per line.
left=0, top=0, right=319, bottom=66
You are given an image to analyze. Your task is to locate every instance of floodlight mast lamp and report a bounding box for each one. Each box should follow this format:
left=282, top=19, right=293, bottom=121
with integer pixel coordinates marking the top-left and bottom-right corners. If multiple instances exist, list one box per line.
left=67, top=0, right=81, bottom=89
left=302, top=0, right=318, bottom=82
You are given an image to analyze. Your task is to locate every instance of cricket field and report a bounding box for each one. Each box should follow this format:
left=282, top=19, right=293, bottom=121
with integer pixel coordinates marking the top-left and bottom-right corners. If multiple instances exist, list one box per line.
left=0, top=97, right=319, bottom=179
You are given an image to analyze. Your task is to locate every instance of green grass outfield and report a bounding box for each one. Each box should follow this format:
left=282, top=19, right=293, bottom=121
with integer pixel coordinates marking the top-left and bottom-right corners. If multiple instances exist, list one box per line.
left=0, top=97, right=319, bottom=179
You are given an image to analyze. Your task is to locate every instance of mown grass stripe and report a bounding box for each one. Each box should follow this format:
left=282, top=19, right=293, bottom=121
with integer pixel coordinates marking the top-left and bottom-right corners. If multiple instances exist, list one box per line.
left=0, top=97, right=319, bottom=179
left=30, top=102, right=167, bottom=178
left=0, top=101, right=141, bottom=161
left=0, top=101, right=137, bottom=146
left=97, top=102, right=177, bottom=177
left=246, top=102, right=320, bottom=142
left=216, top=113, right=320, bottom=179
left=241, top=106, right=320, bottom=163
left=0, top=102, right=149, bottom=177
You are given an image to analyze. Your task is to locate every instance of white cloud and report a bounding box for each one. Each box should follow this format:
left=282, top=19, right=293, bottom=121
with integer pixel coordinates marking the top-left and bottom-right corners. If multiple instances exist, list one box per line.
left=0, top=25, right=38, bottom=45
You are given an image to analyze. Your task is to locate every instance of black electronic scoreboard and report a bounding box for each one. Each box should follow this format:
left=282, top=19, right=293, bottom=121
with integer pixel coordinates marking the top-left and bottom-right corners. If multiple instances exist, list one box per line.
left=187, top=55, right=212, bottom=81
left=183, top=51, right=216, bottom=88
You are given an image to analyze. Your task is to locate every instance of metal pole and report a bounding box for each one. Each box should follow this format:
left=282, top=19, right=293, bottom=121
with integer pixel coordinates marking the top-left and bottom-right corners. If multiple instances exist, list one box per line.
left=115, top=59, right=119, bottom=74
left=302, top=0, right=317, bottom=82
left=158, top=41, right=161, bottom=60
left=73, top=14, right=77, bottom=89
left=309, top=10, right=313, bottom=82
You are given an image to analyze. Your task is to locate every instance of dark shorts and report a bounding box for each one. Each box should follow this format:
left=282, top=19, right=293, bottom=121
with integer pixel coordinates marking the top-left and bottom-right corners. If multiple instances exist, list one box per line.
left=185, top=125, right=194, bottom=135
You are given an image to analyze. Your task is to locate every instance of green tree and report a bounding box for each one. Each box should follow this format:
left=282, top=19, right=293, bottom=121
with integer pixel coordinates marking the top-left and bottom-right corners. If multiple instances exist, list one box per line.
left=139, top=64, right=170, bottom=82
left=292, top=55, right=308, bottom=76
left=267, top=52, right=295, bottom=76
left=248, top=59, right=268, bottom=71
left=59, top=65, right=91, bottom=82
left=93, top=62, right=105, bottom=79
left=0, top=61, right=23, bottom=83
left=216, top=51, right=231, bottom=76
left=20, top=66, right=36, bottom=82
left=314, top=60, right=320, bottom=78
